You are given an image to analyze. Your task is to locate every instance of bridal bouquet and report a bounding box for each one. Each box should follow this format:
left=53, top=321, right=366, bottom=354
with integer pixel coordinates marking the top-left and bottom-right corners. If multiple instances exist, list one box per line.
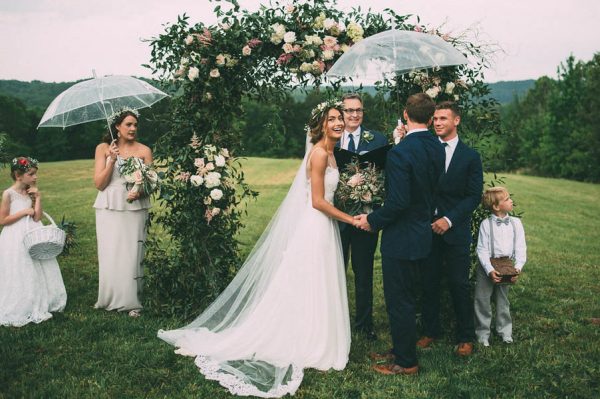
left=118, top=157, right=160, bottom=203
left=335, top=160, right=385, bottom=215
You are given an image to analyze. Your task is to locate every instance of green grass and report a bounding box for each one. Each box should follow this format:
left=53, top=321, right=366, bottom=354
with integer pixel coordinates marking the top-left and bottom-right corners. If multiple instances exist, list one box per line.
left=1, top=160, right=599, bottom=398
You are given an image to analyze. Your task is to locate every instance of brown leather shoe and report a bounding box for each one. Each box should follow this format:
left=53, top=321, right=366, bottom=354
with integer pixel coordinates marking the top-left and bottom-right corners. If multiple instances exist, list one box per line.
left=416, top=336, right=435, bottom=349
left=369, top=348, right=394, bottom=362
left=455, top=342, right=473, bottom=356
left=373, top=363, right=419, bottom=375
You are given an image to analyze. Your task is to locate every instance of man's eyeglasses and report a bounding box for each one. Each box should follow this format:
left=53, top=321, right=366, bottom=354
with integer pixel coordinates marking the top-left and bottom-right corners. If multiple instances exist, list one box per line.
left=343, top=108, right=364, bottom=115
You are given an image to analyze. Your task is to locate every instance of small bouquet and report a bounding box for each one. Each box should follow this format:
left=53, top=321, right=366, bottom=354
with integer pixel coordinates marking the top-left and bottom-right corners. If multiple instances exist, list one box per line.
left=118, top=157, right=160, bottom=202
left=335, top=160, right=385, bottom=215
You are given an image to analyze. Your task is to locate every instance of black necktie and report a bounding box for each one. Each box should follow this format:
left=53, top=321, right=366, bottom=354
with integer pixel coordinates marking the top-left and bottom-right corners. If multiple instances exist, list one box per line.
left=496, top=217, right=510, bottom=226
left=347, top=134, right=356, bottom=153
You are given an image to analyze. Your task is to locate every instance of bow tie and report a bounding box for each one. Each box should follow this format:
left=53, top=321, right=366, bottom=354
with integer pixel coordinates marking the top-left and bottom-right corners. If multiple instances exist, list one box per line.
left=496, top=217, right=510, bottom=226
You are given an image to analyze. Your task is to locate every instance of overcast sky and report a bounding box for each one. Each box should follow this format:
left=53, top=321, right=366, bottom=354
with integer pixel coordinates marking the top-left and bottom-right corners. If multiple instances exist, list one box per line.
left=1, top=0, right=598, bottom=83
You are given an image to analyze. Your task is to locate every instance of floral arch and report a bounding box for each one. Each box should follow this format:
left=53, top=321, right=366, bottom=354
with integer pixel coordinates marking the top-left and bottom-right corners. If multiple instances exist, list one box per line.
left=144, top=0, right=499, bottom=317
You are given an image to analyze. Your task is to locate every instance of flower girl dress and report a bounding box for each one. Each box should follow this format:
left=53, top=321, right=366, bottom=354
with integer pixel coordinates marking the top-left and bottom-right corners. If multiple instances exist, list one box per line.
left=0, top=188, right=67, bottom=327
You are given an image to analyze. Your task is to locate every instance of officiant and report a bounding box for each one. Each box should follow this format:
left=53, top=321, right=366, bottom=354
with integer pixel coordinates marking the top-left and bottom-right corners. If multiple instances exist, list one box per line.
left=336, top=93, right=388, bottom=340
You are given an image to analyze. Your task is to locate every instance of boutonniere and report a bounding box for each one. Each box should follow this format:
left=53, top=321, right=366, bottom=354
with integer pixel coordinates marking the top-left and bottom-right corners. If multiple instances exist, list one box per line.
left=362, top=131, right=374, bottom=143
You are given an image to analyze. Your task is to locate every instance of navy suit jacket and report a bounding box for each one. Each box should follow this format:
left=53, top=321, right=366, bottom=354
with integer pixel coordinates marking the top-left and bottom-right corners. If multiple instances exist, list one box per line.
left=335, top=126, right=388, bottom=154
left=436, top=139, right=483, bottom=246
left=367, top=130, right=445, bottom=261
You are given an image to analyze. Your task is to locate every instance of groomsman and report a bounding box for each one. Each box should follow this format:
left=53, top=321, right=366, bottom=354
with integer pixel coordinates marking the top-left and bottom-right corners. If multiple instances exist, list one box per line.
left=337, top=93, right=388, bottom=340
left=418, top=101, right=483, bottom=356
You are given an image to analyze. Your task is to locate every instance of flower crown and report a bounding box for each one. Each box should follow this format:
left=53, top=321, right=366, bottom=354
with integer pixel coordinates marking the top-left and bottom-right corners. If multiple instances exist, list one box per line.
left=107, top=107, right=140, bottom=126
left=308, top=98, right=343, bottom=129
left=11, top=157, right=39, bottom=172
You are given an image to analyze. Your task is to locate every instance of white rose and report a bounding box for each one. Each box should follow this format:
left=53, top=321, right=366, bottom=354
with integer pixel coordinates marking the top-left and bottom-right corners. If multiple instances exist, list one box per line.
left=187, top=67, right=200, bottom=81
left=190, top=175, right=204, bottom=186
left=242, top=45, right=251, bottom=56
left=204, top=172, right=221, bottom=188
left=220, top=148, right=230, bottom=158
left=210, top=188, right=223, bottom=201
left=185, top=35, right=194, bottom=45
left=271, top=34, right=283, bottom=45
left=194, top=158, right=205, bottom=168
left=322, top=49, right=334, bottom=61
left=454, top=94, right=460, bottom=101
left=445, top=82, right=456, bottom=94
left=304, top=35, right=322, bottom=46
left=282, top=43, right=294, bottom=54
left=211, top=207, right=221, bottom=216
left=210, top=68, right=220, bottom=78
left=285, top=4, right=295, bottom=13
left=205, top=162, right=215, bottom=171
left=215, top=54, right=226, bottom=65
left=425, top=86, right=440, bottom=98
left=214, top=155, right=226, bottom=167
left=123, top=173, right=136, bottom=184
left=283, top=31, right=296, bottom=43
left=347, top=21, right=364, bottom=41
left=323, top=18, right=336, bottom=30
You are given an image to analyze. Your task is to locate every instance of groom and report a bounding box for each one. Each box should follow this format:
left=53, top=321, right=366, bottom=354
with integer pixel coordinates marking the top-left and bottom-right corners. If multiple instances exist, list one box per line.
left=356, top=93, right=445, bottom=375
left=336, top=93, right=388, bottom=340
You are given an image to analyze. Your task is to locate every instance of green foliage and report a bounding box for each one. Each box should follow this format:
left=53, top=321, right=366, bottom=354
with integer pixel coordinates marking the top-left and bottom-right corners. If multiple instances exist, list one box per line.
left=57, top=215, right=78, bottom=256
left=499, top=54, right=600, bottom=182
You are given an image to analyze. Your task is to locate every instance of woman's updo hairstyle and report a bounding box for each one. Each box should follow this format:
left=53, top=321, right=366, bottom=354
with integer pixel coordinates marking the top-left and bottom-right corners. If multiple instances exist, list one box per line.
left=306, top=99, right=344, bottom=144
left=102, top=107, right=140, bottom=143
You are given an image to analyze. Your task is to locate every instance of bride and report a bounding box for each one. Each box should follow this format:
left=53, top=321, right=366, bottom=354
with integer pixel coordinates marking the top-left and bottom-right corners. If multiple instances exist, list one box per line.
left=158, top=100, right=360, bottom=397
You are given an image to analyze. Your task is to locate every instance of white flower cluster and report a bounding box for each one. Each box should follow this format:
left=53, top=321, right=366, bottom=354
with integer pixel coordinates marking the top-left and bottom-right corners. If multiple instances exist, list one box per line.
left=270, top=23, right=287, bottom=44
left=346, top=22, right=364, bottom=42
left=185, top=141, right=232, bottom=223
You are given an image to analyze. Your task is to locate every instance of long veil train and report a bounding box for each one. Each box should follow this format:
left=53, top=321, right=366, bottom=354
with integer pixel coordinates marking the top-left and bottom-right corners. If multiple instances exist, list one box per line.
left=158, top=137, right=350, bottom=397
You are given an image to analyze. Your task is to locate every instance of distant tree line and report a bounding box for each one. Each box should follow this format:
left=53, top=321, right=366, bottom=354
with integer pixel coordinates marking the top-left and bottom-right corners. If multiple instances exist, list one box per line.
left=494, top=54, right=600, bottom=182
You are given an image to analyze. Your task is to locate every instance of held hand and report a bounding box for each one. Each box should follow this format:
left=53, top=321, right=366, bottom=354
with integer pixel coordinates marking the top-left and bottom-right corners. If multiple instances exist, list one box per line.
left=127, top=190, right=141, bottom=201
left=26, top=186, right=40, bottom=198
left=355, top=214, right=372, bottom=232
left=511, top=269, right=521, bottom=284
left=431, top=218, right=450, bottom=235
left=488, top=270, right=502, bottom=284
left=108, top=140, right=119, bottom=161
left=21, top=208, right=35, bottom=217
left=393, top=124, right=407, bottom=144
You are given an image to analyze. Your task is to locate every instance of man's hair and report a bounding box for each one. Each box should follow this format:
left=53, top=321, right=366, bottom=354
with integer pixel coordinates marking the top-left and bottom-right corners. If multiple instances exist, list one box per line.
left=405, top=93, right=435, bottom=124
left=436, top=101, right=461, bottom=117
left=341, top=92, right=363, bottom=104
left=482, top=186, right=510, bottom=211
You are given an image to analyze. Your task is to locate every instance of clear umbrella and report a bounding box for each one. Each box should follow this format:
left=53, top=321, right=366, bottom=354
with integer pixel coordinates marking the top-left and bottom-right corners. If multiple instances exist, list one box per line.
left=327, top=29, right=468, bottom=81
left=38, top=74, right=169, bottom=140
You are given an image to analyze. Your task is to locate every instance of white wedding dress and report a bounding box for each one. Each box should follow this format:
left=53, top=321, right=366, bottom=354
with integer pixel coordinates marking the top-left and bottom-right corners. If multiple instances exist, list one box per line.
left=0, top=188, right=67, bottom=327
left=158, top=148, right=350, bottom=397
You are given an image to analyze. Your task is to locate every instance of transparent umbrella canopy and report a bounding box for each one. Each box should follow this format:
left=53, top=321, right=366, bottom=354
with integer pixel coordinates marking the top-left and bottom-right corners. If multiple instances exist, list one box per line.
left=327, top=30, right=468, bottom=81
left=38, top=75, right=168, bottom=140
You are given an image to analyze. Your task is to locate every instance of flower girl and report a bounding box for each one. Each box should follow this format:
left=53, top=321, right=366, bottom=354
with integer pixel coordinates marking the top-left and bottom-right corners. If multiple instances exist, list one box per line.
left=0, top=157, right=67, bottom=327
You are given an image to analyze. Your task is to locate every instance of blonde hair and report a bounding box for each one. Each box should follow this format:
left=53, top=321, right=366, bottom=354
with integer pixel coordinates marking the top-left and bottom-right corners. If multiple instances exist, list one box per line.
left=482, top=186, right=510, bottom=210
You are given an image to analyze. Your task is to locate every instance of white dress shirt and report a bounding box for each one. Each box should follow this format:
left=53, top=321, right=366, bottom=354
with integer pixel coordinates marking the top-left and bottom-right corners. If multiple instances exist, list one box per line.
left=342, top=127, right=361, bottom=151
left=476, top=215, right=527, bottom=275
left=440, top=135, right=459, bottom=172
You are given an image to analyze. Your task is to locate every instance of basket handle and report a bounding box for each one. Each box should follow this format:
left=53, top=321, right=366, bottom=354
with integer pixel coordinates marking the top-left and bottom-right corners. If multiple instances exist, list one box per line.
left=25, top=211, right=57, bottom=227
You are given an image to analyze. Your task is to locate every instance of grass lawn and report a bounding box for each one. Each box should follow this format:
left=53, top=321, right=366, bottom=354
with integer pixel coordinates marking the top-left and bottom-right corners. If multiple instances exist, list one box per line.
left=0, top=159, right=599, bottom=398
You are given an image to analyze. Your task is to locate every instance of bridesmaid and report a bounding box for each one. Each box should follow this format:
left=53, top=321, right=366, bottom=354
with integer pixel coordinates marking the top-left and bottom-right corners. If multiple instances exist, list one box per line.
left=93, top=108, right=152, bottom=317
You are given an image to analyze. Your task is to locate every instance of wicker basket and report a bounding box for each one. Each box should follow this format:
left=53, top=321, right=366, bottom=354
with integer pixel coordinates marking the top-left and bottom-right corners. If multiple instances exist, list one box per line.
left=23, top=212, right=66, bottom=260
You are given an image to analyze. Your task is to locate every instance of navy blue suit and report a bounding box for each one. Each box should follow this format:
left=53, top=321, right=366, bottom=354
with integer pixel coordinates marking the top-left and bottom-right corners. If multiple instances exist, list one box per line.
left=422, top=139, right=483, bottom=343
left=336, top=127, right=388, bottom=333
left=367, top=130, right=445, bottom=367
